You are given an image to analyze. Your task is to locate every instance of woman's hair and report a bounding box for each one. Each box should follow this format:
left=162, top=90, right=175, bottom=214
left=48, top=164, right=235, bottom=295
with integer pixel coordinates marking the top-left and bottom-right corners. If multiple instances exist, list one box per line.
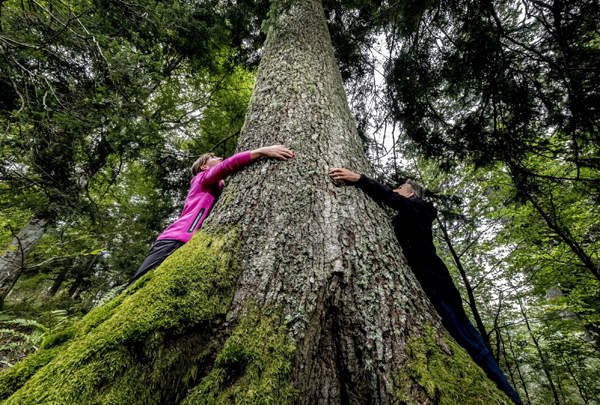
left=406, top=180, right=425, bottom=199
left=191, top=153, right=216, bottom=176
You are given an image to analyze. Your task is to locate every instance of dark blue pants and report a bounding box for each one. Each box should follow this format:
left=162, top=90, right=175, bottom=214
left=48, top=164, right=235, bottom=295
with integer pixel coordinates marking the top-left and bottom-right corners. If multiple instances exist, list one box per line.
left=427, top=289, right=523, bottom=405
left=127, top=239, right=184, bottom=288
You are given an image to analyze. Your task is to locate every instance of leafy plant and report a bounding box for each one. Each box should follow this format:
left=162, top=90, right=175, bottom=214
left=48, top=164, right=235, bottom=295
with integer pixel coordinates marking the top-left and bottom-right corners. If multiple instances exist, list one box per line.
left=0, top=310, right=79, bottom=369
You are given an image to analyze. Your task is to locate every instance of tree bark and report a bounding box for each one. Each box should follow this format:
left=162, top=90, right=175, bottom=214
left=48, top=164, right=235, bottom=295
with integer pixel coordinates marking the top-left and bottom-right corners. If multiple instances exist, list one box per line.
left=201, top=0, right=434, bottom=399
left=0, top=1, right=511, bottom=404
left=48, top=267, right=68, bottom=297
left=0, top=217, right=47, bottom=305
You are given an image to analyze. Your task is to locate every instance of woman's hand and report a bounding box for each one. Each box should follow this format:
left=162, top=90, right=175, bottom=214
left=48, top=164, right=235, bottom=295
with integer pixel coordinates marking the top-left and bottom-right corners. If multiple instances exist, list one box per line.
left=329, top=167, right=360, bottom=183
left=251, top=145, right=295, bottom=161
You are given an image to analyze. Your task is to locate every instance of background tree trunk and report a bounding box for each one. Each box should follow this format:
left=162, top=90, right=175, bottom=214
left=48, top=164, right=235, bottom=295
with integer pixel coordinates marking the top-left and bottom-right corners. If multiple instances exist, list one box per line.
left=546, top=286, right=595, bottom=342
left=0, top=1, right=511, bottom=404
left=0, top=217, right=47, bottom=306
left=503, top=328, right=532, bottom=405
left=436, top=216, right=494, bottom=354
left=518, top=300, right=560, bottom=405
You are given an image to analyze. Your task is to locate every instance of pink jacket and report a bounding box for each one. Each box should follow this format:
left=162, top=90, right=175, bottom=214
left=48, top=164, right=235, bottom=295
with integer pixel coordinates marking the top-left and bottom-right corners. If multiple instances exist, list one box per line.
left=157, top=151, right=253, bottom=243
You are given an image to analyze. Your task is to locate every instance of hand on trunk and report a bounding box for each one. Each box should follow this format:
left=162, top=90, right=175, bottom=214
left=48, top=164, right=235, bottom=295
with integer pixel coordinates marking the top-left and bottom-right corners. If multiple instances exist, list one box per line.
left=251, top=145, right=295, bottom=161
left=329, top=167, right=360, bottom=183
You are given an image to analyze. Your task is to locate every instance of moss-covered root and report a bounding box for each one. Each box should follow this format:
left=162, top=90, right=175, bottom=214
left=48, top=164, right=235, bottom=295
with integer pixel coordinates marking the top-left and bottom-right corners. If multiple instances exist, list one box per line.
left=0, top=230, right=242, bottom=405
left=0, top=294, right=125, bottom=399
left=182, top=305, right=296, bottom=405
left=394, top=326, right=511, bottom=405
left=0, top=347, right=60, bottom=400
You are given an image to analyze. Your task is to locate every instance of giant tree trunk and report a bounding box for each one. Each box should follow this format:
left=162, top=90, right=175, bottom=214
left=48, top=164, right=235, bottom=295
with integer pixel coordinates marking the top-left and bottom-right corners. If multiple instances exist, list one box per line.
left=0, top=217, right=47, bottom=306
left=0, top=1, right=510, bottom=404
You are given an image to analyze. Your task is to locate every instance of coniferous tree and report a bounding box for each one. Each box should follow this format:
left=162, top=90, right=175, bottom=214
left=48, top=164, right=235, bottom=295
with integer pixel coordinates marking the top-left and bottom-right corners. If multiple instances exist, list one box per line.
left=0, top=0, right=511, bottom=403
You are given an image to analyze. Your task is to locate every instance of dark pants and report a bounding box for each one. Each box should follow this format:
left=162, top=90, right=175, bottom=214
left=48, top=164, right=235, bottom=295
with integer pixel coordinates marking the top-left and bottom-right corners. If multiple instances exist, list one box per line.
left=127, top=239, right=185, bottom=288
left=427, top=289, right=523, bottom=405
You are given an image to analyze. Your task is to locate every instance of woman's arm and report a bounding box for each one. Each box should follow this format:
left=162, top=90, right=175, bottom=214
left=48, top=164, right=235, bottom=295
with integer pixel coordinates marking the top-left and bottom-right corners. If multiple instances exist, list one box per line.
left=250, top=145, right=294, bottom=161
left=203, top=145, right=294, bottom=185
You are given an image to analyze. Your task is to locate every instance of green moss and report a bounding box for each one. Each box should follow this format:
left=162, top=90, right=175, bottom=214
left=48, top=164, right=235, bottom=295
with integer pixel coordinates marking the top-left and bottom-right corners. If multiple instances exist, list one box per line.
left=394, top=326, right=511, bottom=405
left=40, top=329, right=76, bottom=349
left=0, top=230, right=242, bottom=404
left=0, top=347, right=61, bottom=399
left=260, top=0, right=293, bottom=35
left=183, top=304, right=296, bottom=405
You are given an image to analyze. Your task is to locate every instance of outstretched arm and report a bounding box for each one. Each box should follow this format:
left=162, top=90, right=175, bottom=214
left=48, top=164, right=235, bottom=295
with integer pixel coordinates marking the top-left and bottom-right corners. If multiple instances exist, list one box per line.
left=250, top=145, right=294, bottom=161
left=329, top=168, right=412, bottom=212
left=203, top=145, right=294, bottom=185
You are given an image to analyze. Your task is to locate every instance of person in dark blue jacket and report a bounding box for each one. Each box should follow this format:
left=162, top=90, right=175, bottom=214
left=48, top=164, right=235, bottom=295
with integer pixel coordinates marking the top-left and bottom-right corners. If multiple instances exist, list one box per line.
left=329, top=168, right=523, bottom=405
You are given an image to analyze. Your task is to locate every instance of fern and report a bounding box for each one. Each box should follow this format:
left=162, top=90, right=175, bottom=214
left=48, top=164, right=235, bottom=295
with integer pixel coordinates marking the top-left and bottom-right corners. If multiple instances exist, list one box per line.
left=0, top=310, right=79, bottom=368
left=3, top=319, right=48, bottom=333
left=94, top=285, right=126, bottom=309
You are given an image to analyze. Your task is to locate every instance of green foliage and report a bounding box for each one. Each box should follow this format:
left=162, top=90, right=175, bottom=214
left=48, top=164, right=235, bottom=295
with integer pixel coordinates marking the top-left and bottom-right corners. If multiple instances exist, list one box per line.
left=0, top=0, right=255, bottom=223
left=0, top=204, right=30, bottom=249
left=0, top=0, right=257, bottom=330
left=384, top=0, right=600, bottom=294
left=1, top=0, right=599, bottom=403
left=0, top=229, right=243, bottom=403
left=0, top=310, right=79, bottom=371
left=183, top=304, right=296, bottom=405
left=387, top=0, right=600, bottom=170
left=0, top=1, right=257, bottom=397
left=394, top=326, right=510, bottom=405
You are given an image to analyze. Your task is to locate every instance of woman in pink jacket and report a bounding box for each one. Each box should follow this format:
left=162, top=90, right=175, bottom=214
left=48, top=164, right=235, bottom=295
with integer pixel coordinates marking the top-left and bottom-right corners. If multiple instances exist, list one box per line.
left=128, top=145, right=294, bottom=287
